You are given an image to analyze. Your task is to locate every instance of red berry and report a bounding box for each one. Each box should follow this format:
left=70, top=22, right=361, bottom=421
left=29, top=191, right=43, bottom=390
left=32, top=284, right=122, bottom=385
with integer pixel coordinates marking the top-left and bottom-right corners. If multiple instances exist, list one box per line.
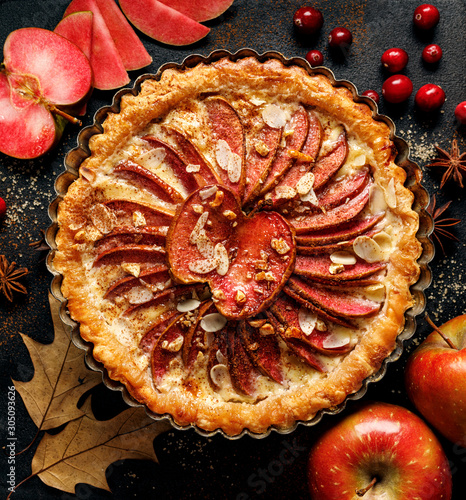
left=293, top=7, right=324, bottom=36
left=422, top=44, right=443, bottom=64
left=381, top=48, right=409, bottom=73
left=305, top=49, right=324, bottom=67
left=454, top=101, right=466, bottom=125
left=362, top=90, right=380, bottom=105
left=328, top=27, right=353, bottom=49
left=0, top=197, right=6, bottom=218
left=382, top=75, right=413, bottom=103
left=413, top=4, right=440, bottom=30
left=415, top=84, right=445, bottom=112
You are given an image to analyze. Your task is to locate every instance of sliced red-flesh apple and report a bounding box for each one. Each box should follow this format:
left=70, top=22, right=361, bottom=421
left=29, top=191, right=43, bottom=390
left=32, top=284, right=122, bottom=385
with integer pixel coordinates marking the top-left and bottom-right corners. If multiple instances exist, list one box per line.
left=104, top=199, right=173, bottom=226
left=64, top=0, right=129, bottom=90
left=315, top=169, right=369, bottom=211
left=260, top=105, right=309, bottom=195
left=182, top=300, right=214, bottom=369
left=296, top=229, right=377, bottom=255
left=157, top=0, right=233, bottom=22
left=94, top=226, right=167, bottom=253
left=104, top=265, right=170, bottom=300
left=166, top=185, right=296, bottom=319
left=242, top=122, right=282, bottom=206
left=296, top=213, right=384, bottom=246
left=284, top=338, right=327, bottom=372
left=93, top=244, right=165, bottom=267
left=4, top=27, right=92, bottom=105
left=312, top=129, right=348, bottom=190
left=288, top=182, right=371, bottom=233
left=93, top=0, right=152, bottom=70
left=114, top=159, right=184, bottom=204
left=54, top=11, right=93, bottom=63
left=294, top=254, right=386, bottom=283
left=226, top=326, right=258, bottom=396
left=304, top=328, right=353, bottom=355
left=287, top=276, right=381, bottom=318
left=239, top=321, right=284, bottom=384
left=142, top=136, right=200, bottom=195
left=206, top=329, right=229, bottom=391
left=139, top=309, right=180, bottom=352
left=119, top=0, right=210, bottom=46
left=269, top=110, right=322, bottom=206
left=0, top=73, right=58, bottom=159
left=165, top=127, right=221, bottom=185
left=151, top=315, right=185, bottom=383
left=204, top=97, right=246, bottom=198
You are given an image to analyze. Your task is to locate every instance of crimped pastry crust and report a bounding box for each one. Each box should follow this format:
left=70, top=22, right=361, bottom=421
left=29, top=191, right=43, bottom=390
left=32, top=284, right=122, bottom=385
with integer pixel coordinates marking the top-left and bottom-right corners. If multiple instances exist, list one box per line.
left=54, top=56, right=421, bottom=436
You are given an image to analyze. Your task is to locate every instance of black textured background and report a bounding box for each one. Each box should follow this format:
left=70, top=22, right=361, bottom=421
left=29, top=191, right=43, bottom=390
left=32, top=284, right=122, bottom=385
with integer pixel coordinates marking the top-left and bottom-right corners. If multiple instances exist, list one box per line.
left=1, top=0, right=465, bottom=498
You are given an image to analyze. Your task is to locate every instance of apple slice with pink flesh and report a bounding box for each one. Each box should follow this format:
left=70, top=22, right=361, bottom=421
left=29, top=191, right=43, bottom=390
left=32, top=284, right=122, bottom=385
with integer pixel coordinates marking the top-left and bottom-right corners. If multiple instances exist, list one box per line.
left=64, top=0, right=129, bottom=90
left=157, top=0, right=234, bottom=22
left=119, top=0, right=210, bottom=46
left=0, top=28, right=92, bottom=159
left=93, top=0, right=152, bottom=70
left=167, top=185, right=296, bottom=319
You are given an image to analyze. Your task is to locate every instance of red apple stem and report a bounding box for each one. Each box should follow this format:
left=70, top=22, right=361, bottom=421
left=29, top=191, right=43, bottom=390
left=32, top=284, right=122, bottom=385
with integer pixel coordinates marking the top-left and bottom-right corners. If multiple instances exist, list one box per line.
left=48, top=105, right=82, bottom=126
left=425, top=314, right=457, bottom=350
left=356, top=477, right=377, bottom=497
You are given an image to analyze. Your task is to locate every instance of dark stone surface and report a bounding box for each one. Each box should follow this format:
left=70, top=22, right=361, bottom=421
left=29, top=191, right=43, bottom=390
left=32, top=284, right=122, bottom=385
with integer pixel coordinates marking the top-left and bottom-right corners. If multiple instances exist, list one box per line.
left=1, top=0, right=465, bottom=498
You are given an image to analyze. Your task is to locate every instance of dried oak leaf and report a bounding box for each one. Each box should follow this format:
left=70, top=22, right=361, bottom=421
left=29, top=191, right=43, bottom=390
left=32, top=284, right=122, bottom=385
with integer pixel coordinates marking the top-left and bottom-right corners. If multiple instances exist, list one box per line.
left=12, top=292, right=101, bottom=431
left=31, top=397, right=171, bottom=494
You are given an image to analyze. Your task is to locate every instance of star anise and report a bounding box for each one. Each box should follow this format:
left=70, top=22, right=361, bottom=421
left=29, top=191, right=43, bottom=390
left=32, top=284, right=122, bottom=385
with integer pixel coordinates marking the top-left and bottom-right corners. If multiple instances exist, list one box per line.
left=0, top=254, right=28, bottom=302
left=427, top=138, right=466, bottom=189
left=427, top=195, right=460, bottom=254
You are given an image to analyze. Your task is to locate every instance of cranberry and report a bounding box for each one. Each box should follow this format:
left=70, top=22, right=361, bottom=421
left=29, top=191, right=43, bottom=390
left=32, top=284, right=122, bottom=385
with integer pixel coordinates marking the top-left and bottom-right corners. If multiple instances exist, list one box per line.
left=415, top=84, right=445, bottom=112
left=413, top=4, right=440, bottom=30
left=328, top=27, right=353, bottom=49
left=0, top=197, right=6, bottom=218
left=362, top=90, right=380, bottom=105
left=422, top=44, right=443, bottom=64
left=454, top=101, right=466, bottom=125
left=382, top=75, right=413, bottom=104
left=381, top=48, right=409, bottom=73
left=305, top=49, right=324, bottom=67
left=293, top=7, right=324, bottom=36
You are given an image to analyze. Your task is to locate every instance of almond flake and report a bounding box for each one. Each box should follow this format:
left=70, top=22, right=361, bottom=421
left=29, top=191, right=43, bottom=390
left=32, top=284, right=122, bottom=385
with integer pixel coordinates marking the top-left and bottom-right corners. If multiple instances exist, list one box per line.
left=186, top=163, right=200, bottom=173
left=210, top=364, right=230, bottom=388
left=137, top=147, right=166, bottom=169
left=212, top=289, right=226, bottom=302
left=254, top=140, right=270, bottom=157
left=199, top=185, right=218, bottom=200
left=373, top=231, right=392, bottom=252
left=275, top=185, right=296, bottom=200
left=89, top=203, right=116, bottom=234
left=216, top=349, right=227, bottom=364
left=69, top=216, right=86, bottom=231
left=121, top=263, right=141, bottom=277
left=296, top=172, right=315, bottom=196
left=353, top=236, right=384, bottom=263
left=271, top=237, right=290, bottom=255
left=214, top=243, right=229, bottom=276
left=216, top=139, right=232, bottom=170
left=384, top=178, right=397, bottom=209
left=190, top=212, right=209, bottom=244
left=322, top=332, right=351, bottom=349
left=369, top=185, right=388, bottom=214
left=329, top=263, right=345, bottom=275
left=189, top=257, right=217, bottom=274
left=227, top=152, right=242, bottom=183
left=330, top=251, right=357, bottom=266
left=352, top=153, right=366, bottom=167
left=162, top=335, right=184, bottom=352
left=298, top=307, right=317, bottom=335
left=80, top=166, right=96, bottom=184
left=126, top=286, right=153, bottom=305
left=201, top=313, right=227, bottom=332
left=262, top=104, right=287, bottom=129
left=133, top=211, right=146, bottom=227
left=177, top=298, right=201, bottom=312
left=196, top=229, right=215, bottom=259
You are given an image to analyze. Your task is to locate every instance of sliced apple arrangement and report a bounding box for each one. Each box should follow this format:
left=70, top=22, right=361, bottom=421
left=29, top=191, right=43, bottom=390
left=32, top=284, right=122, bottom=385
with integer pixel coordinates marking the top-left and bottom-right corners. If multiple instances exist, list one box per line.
left=0, top=27, right=92, bottom=159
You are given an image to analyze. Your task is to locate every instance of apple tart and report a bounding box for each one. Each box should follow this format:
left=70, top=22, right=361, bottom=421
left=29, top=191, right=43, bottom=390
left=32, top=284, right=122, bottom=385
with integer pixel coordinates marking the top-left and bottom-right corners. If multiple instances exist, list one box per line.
left=54, top=55, right=422, bottom=436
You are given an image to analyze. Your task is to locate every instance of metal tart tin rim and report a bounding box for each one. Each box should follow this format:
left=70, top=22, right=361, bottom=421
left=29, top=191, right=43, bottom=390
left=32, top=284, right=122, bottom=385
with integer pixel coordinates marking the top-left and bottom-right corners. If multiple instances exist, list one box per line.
left=46, top=48, right=435, bottom=440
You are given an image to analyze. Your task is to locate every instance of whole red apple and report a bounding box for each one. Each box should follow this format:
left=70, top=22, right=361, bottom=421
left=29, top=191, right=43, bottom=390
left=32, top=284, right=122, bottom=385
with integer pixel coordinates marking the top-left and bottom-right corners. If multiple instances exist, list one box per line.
left=405, top=314, right=466, bottom=448
left=307, top=401, right=452, bottom=499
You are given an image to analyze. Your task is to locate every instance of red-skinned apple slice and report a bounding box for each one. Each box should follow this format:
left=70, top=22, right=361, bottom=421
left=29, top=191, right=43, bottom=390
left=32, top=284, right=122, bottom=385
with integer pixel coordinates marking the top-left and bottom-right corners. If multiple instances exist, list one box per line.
left=140, top=309, right=181, bottom=353
left=93, top=0, right=152, bottom=70
left=157, top=0, right=234, bottom=22
left=64, top=0, right=129, bottom=90
left=94, top=226, right=167, bottom=253
left=105, top=199, right=174, bottom=226
left=119, top=0, right=210, bottom=46
left=182, top=300, right=214, bottom=369
left=312, top=129, right=348, bottom=190
left=166, top=185, right=296, bottom=319
left=93, top=244, right=166, bottom=267
left=0, top=28, right=92, bottom=159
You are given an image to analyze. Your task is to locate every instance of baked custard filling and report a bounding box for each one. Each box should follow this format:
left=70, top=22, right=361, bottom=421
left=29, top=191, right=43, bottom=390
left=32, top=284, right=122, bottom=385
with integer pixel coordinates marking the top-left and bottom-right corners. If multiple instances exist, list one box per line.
left=54, top=57, right=421, bottom=435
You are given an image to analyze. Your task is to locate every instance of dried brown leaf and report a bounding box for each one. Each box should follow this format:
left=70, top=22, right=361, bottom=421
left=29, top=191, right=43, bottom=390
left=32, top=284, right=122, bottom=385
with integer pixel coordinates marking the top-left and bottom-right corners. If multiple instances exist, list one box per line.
left=12, top=292, right=102, bottom=430
left=31, top=398, right=171, bottom=493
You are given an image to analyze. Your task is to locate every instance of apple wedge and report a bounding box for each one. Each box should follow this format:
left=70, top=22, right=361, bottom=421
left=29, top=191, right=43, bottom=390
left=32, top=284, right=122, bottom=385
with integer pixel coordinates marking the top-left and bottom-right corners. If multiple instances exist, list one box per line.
left=64, top=0, right=129, bottom=90
left=157, top=0, right=234, bottom=22
left=0, top=27, right=92, bottom=159
left=119, top=0, right=210, bottom=46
